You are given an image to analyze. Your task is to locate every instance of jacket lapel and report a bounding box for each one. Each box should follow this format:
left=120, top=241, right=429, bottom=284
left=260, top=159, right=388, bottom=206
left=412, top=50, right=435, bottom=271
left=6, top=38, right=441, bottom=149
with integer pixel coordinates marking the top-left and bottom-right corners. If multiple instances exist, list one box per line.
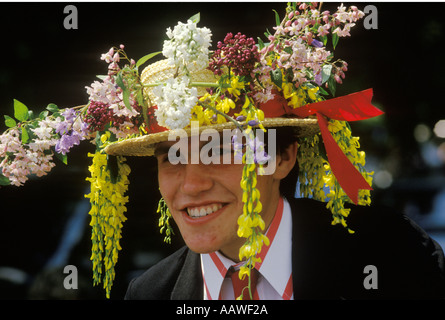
left=171, top=249, right=203, bottom=299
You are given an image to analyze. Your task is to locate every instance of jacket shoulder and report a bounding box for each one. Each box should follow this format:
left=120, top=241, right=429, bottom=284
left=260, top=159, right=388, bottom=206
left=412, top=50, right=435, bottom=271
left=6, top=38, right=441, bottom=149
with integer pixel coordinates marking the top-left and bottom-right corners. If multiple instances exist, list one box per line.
left=125, top=246, right=191, bottom=300
left=288, top=197, right=445, bottom=298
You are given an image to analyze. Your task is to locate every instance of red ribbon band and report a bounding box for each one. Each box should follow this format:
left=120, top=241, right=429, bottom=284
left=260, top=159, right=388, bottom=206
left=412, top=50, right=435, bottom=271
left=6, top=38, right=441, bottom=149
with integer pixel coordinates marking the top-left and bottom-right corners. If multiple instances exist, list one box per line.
left=260, top=88, right=384, bottom=204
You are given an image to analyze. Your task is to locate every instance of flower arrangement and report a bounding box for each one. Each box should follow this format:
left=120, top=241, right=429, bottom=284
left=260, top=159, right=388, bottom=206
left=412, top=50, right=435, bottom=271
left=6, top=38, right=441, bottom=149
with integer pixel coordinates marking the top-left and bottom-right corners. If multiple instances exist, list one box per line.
left=0, top=3, right=380, bottom=299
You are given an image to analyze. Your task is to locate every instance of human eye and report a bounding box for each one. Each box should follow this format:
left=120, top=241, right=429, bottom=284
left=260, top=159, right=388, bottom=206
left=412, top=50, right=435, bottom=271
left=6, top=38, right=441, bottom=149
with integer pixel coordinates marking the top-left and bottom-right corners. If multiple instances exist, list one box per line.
left=155, top=144, right=175, bottom=166
left=156, top=153, right=169, bottom=164
left=214, top=142, right=238, bottom=164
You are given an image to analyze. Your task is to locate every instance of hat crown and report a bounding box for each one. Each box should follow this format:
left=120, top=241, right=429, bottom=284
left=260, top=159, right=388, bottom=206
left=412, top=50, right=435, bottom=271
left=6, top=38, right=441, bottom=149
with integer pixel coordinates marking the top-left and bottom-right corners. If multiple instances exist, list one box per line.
left=141, top=59, right=218, bottom=105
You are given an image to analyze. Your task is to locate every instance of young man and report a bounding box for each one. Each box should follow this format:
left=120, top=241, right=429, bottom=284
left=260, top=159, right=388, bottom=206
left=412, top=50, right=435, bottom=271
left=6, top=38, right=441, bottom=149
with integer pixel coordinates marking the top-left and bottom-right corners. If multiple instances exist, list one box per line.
left=119, top=127, right=445, bottom=300
left=98, top=5, right=445, bottom=299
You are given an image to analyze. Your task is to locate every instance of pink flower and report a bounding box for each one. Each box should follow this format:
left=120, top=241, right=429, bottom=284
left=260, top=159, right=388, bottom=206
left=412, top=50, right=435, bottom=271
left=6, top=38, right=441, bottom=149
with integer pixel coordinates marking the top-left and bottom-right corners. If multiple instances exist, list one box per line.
left=101, top=47, right=115, bottom=63
left=288, top=21, right=301, bottom=36
left=112, top=52, right=120, bottom=63
left=273, top=25, right=285, bottom=36
left=253, top=89, right=274, bottom=104
left=317, top=24, right=330, bottom=37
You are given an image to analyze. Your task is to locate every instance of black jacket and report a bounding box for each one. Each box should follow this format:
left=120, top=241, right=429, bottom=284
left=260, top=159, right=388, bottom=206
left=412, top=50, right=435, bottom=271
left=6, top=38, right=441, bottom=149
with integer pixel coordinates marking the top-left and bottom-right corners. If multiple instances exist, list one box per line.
left=125, top=198, right=445, bottom=299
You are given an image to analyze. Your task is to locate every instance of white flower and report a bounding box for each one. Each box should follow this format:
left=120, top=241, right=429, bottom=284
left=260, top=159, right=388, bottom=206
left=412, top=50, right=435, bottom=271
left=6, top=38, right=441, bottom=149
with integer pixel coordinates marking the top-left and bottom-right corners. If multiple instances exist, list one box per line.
left=333, top=23, right=356, bottom=37
left=254, top=89, right=274, bottom=104
left=162, top=19, right=212, bottom=72
left=153, top=76, right=198, bottom=129
left=31, top=124, right=53, bottom=140
left=108, top=122, right=138, bottom=140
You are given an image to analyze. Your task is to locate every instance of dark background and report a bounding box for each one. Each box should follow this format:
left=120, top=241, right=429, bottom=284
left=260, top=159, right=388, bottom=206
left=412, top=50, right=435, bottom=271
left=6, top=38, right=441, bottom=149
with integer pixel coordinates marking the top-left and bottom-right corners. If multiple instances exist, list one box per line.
left=0, top=2, right=444, bottom=299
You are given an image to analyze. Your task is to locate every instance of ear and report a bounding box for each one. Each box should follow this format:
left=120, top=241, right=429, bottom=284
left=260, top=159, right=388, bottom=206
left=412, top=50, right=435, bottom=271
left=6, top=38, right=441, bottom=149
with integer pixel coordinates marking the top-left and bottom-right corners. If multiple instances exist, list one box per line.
left=272, top=141, right=298, bottom=180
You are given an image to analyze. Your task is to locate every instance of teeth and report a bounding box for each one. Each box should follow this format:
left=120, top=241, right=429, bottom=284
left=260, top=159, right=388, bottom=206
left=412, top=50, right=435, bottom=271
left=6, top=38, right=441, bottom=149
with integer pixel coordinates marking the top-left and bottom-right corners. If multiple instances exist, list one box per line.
left=187, top=203, right=223, bottom=218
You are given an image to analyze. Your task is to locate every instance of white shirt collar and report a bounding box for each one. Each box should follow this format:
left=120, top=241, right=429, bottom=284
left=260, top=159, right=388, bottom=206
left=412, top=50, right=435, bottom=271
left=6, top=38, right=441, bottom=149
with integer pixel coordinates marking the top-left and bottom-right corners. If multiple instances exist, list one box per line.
left=201, top=197, right=293, bottom=300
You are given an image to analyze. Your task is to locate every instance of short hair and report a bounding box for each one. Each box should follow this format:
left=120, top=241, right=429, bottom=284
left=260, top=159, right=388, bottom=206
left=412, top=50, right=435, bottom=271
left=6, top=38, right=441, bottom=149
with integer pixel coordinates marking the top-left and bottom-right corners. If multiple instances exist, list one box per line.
left=264, top=127, right=300, bottom=200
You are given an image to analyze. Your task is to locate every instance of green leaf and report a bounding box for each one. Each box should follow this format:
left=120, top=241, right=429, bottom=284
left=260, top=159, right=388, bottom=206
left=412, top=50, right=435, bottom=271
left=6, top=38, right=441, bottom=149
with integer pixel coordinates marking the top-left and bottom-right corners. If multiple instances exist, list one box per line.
left=257, top=37, right=264, bottom=50
left=137, top=89, right=150, bottom=126
left=13, top=99, right=29, bottom=122
left=116, top=73, right=132, bottom=110
left=115, top=73, right=125, bottom=90
left=55, top=151, right=68, bottom=165
left=332, top=33, right=339, bottom=49
left=272, top=9, right=281, bottom=26
left=189, top=12, right=200, bottom=24
left=136, top=88, right=145, bottom=107
left=122, top=89, right=131, bottom=110
left=136, top=51, right=161, bottom=68
left=39, top=110, right=49, bottom=120
left=327, top=75, right=337, bottom=97
left=0, top=173, right=10, bottom=186
left=321, top=65, right=332, bottom=84
left=4, top=115, right=16, bottom=128
left=318, top=136, right=328, bottom=162
left=270, top=69, right=283, bottom=89
left=46, top=103, right=59, bottom=113
left=318, top=86, right=329, bottom=96
left=106, top=155, right=119, bottom=184
left=21, top=125, right=29, bottom=144
left=283, top=46, right=293, bottom=54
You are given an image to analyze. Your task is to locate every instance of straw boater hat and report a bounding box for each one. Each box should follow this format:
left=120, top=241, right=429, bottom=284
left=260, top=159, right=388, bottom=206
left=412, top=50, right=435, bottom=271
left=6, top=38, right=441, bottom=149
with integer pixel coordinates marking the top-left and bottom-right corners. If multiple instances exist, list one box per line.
left=104, top=59, right=320, bottom=157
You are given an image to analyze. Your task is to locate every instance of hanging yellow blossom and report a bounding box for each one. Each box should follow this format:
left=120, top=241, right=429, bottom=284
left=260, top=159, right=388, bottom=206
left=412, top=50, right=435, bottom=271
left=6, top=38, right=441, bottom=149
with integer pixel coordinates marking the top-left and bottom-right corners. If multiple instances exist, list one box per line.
left=158, top=197, right=174, bottom=244
left=234, top=127, right=270, bottom=299
left=297, top=119, right=373, bottom=233
left=85, top=145, right=130, bottom=299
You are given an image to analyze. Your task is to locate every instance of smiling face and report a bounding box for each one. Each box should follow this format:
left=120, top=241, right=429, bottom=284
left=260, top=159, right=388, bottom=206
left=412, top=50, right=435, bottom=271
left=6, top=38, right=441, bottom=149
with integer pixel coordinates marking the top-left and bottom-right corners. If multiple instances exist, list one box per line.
left=155, top=134, right=297, bottom=261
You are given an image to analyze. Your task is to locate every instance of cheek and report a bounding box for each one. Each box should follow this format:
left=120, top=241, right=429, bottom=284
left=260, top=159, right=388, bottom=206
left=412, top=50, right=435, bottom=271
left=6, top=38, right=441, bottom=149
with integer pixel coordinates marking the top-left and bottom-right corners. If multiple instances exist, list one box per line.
left=157, top=168, right=178, bottom=202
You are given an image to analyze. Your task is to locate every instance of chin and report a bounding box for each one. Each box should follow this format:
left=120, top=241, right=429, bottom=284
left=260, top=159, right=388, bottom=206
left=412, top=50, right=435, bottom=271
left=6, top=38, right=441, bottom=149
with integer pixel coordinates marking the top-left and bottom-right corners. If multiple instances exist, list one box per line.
left=183, top=235, right=222, bottom=254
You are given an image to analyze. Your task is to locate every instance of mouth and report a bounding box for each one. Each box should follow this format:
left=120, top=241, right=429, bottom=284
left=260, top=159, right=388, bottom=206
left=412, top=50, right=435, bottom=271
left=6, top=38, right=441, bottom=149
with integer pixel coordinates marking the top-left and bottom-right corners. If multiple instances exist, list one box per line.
left=186, top=203, right=225, bottom=219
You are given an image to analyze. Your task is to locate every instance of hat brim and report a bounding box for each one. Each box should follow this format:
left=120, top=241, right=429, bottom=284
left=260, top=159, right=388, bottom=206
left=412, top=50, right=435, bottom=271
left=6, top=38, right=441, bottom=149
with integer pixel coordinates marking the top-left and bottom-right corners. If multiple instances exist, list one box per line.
left=104, top=117, right=319, bottom=157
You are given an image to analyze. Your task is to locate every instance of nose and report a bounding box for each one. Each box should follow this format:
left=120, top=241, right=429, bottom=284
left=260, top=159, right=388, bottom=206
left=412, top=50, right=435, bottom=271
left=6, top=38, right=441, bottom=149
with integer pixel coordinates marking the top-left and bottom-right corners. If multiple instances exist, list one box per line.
left=180, top=164, right=214, bottom=196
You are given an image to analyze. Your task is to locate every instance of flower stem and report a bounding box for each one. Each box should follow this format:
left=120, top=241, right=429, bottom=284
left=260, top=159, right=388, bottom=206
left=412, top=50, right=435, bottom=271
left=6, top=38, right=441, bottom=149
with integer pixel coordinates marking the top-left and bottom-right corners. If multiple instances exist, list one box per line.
left=202, top=103, right=244, bottom=132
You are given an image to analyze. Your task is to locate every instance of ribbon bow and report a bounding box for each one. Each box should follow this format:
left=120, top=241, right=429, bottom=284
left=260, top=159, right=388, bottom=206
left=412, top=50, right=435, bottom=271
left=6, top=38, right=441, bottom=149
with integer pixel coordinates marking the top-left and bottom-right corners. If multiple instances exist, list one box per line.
left=261, top=88, right=384, bottom=204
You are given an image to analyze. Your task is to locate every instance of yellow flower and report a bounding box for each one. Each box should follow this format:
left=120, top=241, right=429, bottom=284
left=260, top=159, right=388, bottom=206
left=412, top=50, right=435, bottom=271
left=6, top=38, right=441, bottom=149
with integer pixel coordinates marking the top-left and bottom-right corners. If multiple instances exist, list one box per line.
left=227, top=76, right=245, bottom=97
left=239, top=265, right=250, bottom=280
left=288, top=87, right=307, bottom=108
left=328, top=120, right=344, bottom=133
left=239, top=243, right=254, bottom=261
left=253, top=110, right=264, bottom=125
left=307, top=87, right=319, bottom=100
left=85, top=151, right=130, bottom=299
left=282, top=82, right=295, bottom=100
left=260, top=233, right=270, bottom=247
left=221, top=98, right=235, bottom=113
left=158, top=197, right=174, bottom=244
left=237, top=214, right=253, bottom=238
left=100, top=132, right=111, bottom=144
